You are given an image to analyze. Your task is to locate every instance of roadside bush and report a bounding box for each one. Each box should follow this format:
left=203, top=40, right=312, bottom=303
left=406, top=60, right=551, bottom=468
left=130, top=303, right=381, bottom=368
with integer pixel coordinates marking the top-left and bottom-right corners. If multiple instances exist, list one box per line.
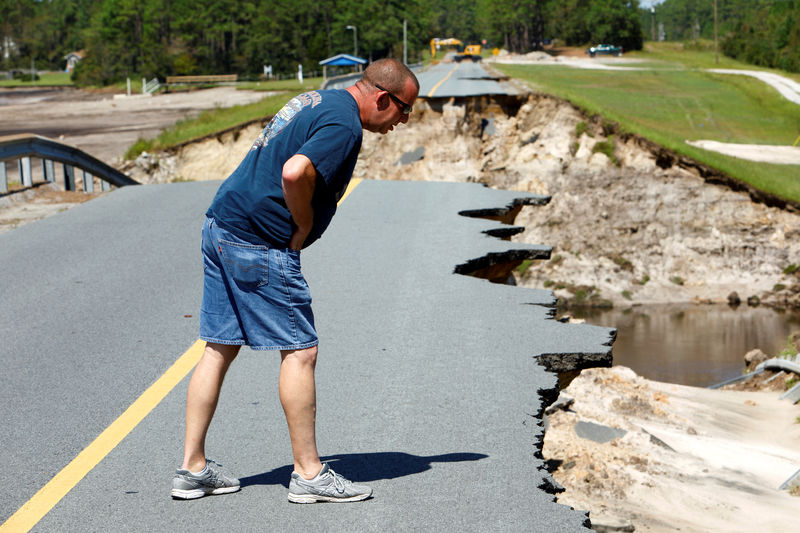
left=13, top=72, right=40, bottom=81
left=592, top=136, right=619, bottom=166
left=125, top=138, right=155, bottom=161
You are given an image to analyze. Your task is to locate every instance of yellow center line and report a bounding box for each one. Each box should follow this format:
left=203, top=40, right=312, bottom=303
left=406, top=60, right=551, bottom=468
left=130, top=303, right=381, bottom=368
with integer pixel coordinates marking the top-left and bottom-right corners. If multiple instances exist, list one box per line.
left=427, top=64, right=459, bottom=98
left=2, top=179, right=364, bottom=532
left=1, top=339, right=206, bottom=533
left=338, top=177, right=362, bottom=205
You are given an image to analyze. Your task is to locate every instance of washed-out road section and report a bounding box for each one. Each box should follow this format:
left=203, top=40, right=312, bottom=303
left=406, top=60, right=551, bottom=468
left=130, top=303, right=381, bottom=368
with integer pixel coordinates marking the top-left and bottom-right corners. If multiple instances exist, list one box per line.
left=1, top=179, right=614, bottom=531
left=0, top=86, right=269, bottom=165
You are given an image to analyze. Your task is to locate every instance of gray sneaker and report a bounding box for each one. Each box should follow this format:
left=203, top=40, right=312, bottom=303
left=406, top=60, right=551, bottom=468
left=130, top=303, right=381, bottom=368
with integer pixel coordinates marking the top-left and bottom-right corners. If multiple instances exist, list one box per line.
left=171, top=459, right=240, bottom=500
left=288, top=463, right=372, bottom=503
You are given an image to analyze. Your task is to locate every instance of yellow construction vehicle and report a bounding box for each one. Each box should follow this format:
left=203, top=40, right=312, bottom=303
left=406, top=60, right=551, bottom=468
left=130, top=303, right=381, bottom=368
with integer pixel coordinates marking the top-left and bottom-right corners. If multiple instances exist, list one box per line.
left=430, top=38, right=483, bottom=62
left=430, top=38, right=463, bottom=60
left=455, top=44, right=482, bottom=62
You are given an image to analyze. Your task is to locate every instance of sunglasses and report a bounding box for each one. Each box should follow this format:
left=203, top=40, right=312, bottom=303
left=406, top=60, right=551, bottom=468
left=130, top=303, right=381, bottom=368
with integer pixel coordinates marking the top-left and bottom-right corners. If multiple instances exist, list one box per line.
left=374, top=83, right=413, bottom=114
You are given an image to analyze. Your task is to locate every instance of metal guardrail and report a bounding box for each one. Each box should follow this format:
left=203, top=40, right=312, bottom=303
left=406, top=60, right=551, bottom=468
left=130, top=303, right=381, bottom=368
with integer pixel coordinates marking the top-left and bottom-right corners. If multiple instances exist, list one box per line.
left=320, top=72, right=362, bottom=90
left=321, top=62, right=424, bottom=90
left=165, top=74, right=237, bottom=84
left=757, top=356, right=800, bottom=403
left=0, top=134, right=139, bottom=194
left=143, top=77, right=160, bottom=94
left=709, top=354, right=800, bottom=404
left=707, top=369, right=765, bottom=389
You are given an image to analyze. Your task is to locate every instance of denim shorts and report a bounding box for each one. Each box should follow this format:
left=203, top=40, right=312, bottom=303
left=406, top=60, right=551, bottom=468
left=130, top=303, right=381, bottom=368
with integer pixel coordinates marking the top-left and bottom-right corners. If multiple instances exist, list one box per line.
left=199, top=216, right=318, bottom=351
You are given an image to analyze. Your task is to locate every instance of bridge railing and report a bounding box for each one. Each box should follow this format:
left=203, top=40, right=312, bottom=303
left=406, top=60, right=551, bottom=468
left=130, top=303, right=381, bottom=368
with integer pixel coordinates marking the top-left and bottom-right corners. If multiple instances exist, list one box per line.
left=0, top=134, right=139, bottom=195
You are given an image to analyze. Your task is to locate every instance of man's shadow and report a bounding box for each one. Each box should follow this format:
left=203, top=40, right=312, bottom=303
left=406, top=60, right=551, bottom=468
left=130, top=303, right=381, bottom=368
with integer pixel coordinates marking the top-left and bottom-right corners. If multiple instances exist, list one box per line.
left=240, top=451, right=488, bottom=488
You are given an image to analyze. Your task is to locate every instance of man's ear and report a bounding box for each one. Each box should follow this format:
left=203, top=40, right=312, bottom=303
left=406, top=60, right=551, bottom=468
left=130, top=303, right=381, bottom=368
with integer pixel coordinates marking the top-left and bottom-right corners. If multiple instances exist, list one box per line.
left=375, top=90, right=390, bottom=111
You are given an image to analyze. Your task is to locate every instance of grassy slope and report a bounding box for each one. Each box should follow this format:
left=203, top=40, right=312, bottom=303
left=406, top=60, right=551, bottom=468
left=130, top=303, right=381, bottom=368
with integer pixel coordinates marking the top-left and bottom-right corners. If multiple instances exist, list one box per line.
left=125, top=91, right=290, bottom=159
left=494, top=42, right=800, bottom=204
left=124, top=78, right=324, bottom=159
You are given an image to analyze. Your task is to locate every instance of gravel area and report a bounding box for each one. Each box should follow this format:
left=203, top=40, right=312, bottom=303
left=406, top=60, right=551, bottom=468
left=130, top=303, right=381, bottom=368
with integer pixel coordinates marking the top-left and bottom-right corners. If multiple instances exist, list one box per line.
left=0, top=86, right=270, bottom=164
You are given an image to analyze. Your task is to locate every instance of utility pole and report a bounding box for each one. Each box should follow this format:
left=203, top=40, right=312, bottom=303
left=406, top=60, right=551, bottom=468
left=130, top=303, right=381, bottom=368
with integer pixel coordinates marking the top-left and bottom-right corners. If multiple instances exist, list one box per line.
left=346, top=25, right=358, bottom=57
left=403, top=19, right=408, bottom=65
left=651, top=7, right=656, bottom=42
left=714, top=0, right=719, bottom=64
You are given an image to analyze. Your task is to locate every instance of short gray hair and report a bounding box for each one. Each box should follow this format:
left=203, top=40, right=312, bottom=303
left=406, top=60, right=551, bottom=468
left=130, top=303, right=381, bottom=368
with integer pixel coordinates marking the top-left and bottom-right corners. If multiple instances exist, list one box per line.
left=361, top=58, right=419, bottom=94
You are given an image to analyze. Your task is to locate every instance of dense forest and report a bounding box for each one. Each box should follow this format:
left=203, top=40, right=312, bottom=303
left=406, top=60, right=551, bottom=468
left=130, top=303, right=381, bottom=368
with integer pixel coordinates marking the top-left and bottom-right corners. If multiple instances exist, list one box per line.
left=1, top=0, right=642, bottom=85
left=2, top=0, right=797, bottom=85
left=643, top=0, right=800, bottom=72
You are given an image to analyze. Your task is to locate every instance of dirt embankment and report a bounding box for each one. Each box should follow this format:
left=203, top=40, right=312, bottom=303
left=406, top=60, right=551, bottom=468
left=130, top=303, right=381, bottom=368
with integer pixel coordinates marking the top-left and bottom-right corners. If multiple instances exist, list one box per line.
left=111, top=91, right=800, bottom=310
left=351, top=94, right=800, bottom=309
left=545, top=365, right=800, bottom=532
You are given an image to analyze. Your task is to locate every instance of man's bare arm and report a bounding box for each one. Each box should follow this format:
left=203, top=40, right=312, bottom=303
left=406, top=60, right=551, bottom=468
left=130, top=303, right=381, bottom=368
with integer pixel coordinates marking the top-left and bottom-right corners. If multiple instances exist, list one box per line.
left=282, top=154, right=317, bottom=250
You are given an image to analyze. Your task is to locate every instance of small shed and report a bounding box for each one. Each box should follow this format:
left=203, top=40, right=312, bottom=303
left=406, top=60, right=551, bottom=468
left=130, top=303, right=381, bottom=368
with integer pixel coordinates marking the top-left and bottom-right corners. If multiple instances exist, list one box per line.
left=64, top=51, right=84, bottom=73
left=318, top=53, right=367, bottom=81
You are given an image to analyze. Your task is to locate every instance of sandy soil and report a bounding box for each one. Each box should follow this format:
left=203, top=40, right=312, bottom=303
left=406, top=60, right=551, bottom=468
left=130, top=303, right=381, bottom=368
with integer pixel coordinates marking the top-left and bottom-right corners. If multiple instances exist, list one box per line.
left=0, top=183, right=100, bottom=233
left=546, top=366, right=800, bottom=532
left=489, top=48, right=652, bottom=70
left=0, top=86, right=270, bottom=234
left=708, top=69, right=800, bottom=106
left=686, top=140, right=800, bottom=164
left=0, top=86, right=270, bottom=165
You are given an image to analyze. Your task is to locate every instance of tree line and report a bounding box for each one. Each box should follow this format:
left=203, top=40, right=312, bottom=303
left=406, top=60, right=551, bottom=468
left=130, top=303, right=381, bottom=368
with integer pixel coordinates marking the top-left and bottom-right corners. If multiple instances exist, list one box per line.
left=642, top=0, right=800, bottom=73
left=1, top=0, right=647, bottom=85
left=3, top=0, right=798, bottom=84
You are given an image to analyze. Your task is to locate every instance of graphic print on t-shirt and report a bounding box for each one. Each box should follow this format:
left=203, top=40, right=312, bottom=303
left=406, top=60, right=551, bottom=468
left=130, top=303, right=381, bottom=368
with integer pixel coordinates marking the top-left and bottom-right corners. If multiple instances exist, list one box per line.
left=252, top=91, right=323, bottom=151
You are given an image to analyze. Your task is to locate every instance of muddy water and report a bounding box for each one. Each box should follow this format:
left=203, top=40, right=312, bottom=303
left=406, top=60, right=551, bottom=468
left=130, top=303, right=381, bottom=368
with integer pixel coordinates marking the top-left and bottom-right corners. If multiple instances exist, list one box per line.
left=575, top=304, right=800, bottom=387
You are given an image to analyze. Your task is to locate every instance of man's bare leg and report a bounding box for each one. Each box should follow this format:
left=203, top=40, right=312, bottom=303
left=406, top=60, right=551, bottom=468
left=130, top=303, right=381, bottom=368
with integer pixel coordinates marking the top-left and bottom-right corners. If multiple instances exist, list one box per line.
left=181, top=342, right=240, bottom=472
left=280, top=346, right=323, bottom=479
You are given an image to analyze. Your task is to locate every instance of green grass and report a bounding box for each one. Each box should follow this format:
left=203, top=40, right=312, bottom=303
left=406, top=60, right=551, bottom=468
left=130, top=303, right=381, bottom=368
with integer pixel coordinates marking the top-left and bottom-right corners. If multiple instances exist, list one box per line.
left=628, top=41, right=756, bottom=70
left=124, top=91, right=294, bottom=159
left=495, top=43, right=800, bottom=204
left=592, top=135, right=619, bottom=166
left=97, top=75, right=323, bottom=95
left=515, top=259, right=534, bottom=276
left=0, top=71, right=73, bottom=86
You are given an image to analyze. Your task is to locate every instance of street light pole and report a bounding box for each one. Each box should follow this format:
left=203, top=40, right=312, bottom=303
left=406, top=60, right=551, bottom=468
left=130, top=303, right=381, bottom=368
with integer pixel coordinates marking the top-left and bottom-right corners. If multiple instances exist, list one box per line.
left=346, top=25, right=358, bottom=57
left=651, top=7, right=656, bottom=42
left=403, top=19, right=407, bottom=65
left=714, top=0, right=719, bottom=64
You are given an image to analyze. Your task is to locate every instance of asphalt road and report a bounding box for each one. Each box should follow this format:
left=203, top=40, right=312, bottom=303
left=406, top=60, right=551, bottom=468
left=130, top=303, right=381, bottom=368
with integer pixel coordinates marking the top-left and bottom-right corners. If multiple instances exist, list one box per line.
left=417, top=60, right=522, bottom=98
left=1, top=178, right=614, bottom=532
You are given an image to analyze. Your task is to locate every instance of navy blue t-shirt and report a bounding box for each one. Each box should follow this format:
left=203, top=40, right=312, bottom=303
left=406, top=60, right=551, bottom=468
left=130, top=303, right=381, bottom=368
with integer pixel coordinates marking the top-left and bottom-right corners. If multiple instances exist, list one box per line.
left=207, top=89, right=362, bottom=248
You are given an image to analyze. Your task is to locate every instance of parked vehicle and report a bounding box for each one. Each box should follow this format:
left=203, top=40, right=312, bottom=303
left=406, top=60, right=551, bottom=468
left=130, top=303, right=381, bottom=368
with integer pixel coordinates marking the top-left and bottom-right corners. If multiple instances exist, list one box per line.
left=586, top=44, right=623, bottom=57
left=430, top=38, right=463, bottom=60
left=430, top=38, right=482, bottom=62
left=455, top=44, right=482, bottom=62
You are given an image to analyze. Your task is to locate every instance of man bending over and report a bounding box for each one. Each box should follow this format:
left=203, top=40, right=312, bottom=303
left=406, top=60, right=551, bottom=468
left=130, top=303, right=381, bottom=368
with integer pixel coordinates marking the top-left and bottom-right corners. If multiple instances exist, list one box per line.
left=171, top=58, right=419, bottom=503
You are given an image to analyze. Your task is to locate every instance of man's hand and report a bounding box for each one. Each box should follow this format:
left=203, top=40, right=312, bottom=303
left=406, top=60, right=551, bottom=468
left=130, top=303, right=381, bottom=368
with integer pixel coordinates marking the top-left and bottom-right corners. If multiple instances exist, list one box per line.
left=282, top=154, right=317, bottom=250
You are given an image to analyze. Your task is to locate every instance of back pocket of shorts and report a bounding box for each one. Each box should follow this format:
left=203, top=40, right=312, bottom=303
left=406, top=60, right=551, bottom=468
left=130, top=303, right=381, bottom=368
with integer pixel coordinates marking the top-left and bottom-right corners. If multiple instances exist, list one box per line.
left=218, top=239, right=269, bottom=289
